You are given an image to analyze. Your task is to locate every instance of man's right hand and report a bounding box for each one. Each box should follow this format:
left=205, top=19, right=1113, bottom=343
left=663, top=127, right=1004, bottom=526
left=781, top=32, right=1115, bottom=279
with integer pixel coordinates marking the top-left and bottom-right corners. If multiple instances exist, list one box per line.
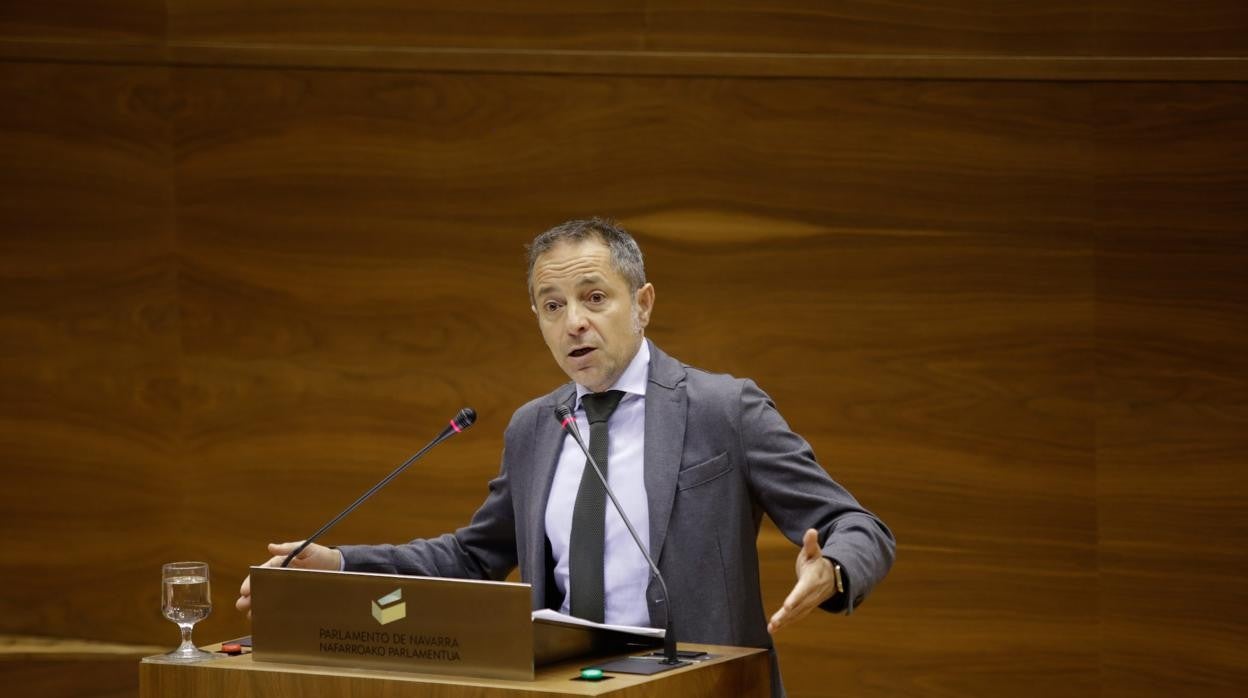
left=235, top=541, right=343, bottom=618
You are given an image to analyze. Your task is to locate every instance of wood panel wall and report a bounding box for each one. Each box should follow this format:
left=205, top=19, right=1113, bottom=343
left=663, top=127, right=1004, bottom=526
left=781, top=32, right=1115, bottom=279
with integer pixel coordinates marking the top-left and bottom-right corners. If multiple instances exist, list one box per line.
left=1, top=3, right=1245, bottom=698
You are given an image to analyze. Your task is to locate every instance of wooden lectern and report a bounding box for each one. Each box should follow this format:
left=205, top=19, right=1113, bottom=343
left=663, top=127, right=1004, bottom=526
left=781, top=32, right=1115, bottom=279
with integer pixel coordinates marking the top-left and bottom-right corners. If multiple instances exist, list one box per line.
left=140, top=567, right=770, bottom=696
left=140, top=641, right=770, bottom=697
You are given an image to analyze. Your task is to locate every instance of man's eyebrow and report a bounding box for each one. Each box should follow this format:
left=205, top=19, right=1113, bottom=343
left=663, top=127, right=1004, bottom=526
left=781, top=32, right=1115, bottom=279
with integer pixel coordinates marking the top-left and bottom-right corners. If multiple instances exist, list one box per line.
left=534, top=274, right=606, bottom=298
left=534, top=284, right=557, bottom=299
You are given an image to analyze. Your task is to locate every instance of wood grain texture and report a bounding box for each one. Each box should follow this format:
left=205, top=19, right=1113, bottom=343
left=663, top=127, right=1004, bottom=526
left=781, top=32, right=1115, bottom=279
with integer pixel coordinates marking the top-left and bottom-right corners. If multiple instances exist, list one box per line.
left=0, top=635, right=164, bottom=698
left=0, top=0, right=165, bottom=43
left=4, top=2, right=1246, bottom=81
left=167, top=0, right=646, bottom=51
left=3, top=39, right=1247, bottom=82
left=139, top=643, right=769, bottom=697
left=647, top=1, right=1248, bottom=57
left=163, top=1, right=1248, bottom=57
left=1093, top=82, right=1248, bottom=698
left=0, top=657, right=143, bottom=698
left=1091, top=0, right=1248, bottom=56
left=0, top=62, right=182, bottom=647
left=644, top=1, right=1095, bottom=56
left=163, top=70, right=1104, bottom=698
left=1, top=4, right=1246, bottom=698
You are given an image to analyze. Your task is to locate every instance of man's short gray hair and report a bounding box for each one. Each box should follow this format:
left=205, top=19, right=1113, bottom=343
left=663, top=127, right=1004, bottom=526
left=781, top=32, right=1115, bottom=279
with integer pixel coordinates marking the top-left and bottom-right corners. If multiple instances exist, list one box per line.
left=526, top=217, right=646, bottom=302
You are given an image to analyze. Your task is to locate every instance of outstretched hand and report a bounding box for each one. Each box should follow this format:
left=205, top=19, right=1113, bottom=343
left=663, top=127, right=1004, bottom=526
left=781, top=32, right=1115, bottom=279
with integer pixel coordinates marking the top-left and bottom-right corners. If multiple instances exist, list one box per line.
left=235, top=541, right=342, bottom=618
left=767, top=528, right=838, bottom=635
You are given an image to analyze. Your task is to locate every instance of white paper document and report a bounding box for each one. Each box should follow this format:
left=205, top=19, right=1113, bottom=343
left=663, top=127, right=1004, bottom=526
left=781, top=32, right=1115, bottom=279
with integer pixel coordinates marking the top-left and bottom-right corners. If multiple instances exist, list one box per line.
left=531, top=609, right=665, bottom=638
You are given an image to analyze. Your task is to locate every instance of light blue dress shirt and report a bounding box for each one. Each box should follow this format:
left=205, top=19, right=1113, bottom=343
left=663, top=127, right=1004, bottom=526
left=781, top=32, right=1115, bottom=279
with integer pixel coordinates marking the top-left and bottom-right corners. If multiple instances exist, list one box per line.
left=545, top=340, right=652, bottom=627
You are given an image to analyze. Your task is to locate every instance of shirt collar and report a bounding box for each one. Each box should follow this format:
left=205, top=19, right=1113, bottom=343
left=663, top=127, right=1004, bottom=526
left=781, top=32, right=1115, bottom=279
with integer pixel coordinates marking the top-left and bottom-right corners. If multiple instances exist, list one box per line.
left=574, top=339, right=650, bottom=408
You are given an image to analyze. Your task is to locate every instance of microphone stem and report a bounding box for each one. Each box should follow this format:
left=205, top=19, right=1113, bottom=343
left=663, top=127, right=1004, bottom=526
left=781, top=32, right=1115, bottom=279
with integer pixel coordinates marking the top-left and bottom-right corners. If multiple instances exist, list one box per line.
left=565, top=423, right=682, bottom=665
left=282, top=426, right=456, bottom=568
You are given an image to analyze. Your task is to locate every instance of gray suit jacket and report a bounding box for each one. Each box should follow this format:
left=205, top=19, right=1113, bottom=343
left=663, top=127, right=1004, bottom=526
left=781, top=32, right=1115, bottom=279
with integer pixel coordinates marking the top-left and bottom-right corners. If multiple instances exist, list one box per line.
left=340, top=341, right=895, bottom=696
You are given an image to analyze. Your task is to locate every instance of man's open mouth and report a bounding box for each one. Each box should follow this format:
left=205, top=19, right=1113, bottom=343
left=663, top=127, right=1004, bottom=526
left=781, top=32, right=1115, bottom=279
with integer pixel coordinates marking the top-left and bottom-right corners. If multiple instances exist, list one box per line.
left=569, top=347, right=594, bottom=358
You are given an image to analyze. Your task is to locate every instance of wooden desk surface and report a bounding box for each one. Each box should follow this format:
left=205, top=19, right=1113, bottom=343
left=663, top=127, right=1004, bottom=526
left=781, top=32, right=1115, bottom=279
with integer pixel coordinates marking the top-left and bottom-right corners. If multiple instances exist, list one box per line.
left=140, top=642, right=770, bottom=697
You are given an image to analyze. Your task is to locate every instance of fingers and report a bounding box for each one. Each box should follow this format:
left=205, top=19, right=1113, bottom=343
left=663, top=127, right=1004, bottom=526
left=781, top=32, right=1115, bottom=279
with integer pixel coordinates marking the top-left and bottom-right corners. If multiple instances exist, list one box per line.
left=237, top=570, right=260, bottom=615
left=268, top=540, right=337, bottom=569
left=267, top=541, right=342, bottom=571
left=768, top=575, right=821, bottom=634
left=768, top=584, right=820, bottom=633
left=769, top=602, right=801, bottom=634
left=236, top=544, right=305, bottom=617
left=267, top=541, right=306, bottom=559
left=770, top=533, right=836, bottom=635
left=236, top=553, right=284, bottom=597
left=236, top=558, right=279, bottom=614
left=236, top=582, right=252, bottom=613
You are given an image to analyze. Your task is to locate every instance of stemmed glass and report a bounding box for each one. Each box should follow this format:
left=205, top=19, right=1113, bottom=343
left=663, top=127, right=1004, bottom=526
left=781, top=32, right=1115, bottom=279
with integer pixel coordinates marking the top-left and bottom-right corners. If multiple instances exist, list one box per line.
left=158, top=561, right=217, bottom=662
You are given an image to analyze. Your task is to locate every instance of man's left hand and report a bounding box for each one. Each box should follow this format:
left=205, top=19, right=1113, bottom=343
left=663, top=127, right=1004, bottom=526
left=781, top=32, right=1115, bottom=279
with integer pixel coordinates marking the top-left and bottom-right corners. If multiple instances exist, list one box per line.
left=767, top=528, right=839, bottom=634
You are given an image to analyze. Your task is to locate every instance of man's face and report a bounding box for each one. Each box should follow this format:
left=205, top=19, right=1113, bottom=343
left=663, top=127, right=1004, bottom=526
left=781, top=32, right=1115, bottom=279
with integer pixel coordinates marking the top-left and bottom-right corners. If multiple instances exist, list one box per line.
left=530, top=238, right=654, bottom=392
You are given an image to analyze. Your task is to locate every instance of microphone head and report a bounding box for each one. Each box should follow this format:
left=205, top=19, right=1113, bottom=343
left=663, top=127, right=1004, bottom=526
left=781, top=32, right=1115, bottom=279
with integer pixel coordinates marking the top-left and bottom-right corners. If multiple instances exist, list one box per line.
left=451, top=407, right=477, bottom=433
left=555, top=405, right=573, bottom=424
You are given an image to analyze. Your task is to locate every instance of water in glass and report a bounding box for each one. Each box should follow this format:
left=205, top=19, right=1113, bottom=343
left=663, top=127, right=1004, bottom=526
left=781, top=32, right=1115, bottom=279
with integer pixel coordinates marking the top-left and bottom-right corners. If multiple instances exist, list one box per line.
left=157, top=561, right=217, bottom=663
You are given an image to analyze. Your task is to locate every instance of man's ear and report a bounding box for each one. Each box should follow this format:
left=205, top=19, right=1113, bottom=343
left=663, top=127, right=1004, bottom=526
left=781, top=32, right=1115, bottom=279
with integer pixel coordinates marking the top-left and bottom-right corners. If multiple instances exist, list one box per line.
left=634, top=283, right=655, bottom=329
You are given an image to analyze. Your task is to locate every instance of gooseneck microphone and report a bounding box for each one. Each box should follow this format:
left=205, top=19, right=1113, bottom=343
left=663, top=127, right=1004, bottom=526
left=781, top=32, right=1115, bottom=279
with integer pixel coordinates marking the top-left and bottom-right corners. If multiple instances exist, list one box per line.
left=554, top=404, right=685, bottom=667
left=281, top=407, right=477, bottom=568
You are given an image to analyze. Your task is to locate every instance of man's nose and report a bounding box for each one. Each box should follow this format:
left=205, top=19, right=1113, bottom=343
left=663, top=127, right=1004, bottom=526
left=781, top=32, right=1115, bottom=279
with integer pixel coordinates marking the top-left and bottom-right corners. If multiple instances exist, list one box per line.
left=564, top=302, right=588, bottom=333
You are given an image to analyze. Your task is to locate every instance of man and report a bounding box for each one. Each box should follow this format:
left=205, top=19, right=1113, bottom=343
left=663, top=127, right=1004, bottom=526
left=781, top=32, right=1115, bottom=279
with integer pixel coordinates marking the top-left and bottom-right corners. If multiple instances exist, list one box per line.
left=237, top=218, right=895, bottom=696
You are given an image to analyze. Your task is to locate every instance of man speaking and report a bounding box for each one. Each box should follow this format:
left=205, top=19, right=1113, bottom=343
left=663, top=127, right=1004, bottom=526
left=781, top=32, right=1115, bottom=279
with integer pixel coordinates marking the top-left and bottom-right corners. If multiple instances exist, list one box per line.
left=237, top=217, right=895, bottom=696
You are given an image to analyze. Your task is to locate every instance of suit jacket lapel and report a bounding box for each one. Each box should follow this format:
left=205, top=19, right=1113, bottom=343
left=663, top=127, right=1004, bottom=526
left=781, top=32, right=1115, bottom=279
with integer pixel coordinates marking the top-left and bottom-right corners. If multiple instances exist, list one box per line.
left=643, top=341, right=687, bottom=569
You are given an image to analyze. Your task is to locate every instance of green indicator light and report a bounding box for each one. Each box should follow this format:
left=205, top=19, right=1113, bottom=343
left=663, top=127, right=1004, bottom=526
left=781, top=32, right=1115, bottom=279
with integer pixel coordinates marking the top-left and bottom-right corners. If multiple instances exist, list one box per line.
left=580, top=668, right=604, bottom=681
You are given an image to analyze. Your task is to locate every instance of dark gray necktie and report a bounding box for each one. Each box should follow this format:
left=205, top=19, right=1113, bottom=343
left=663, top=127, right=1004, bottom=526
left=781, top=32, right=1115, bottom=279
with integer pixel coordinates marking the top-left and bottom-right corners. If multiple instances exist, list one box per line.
left=569, top=389, right=626, bottom=623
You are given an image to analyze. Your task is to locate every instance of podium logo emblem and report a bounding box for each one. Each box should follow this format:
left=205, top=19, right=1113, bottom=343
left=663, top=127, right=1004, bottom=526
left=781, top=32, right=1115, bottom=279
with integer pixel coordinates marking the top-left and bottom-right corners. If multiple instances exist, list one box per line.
left=371, top=588, right=406, bottom=625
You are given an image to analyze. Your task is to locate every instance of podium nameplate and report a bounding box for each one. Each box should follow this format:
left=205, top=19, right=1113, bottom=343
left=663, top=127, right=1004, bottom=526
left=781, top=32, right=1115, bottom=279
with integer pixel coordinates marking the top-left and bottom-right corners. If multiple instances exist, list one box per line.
left=251, top=566, right=534, bottom=680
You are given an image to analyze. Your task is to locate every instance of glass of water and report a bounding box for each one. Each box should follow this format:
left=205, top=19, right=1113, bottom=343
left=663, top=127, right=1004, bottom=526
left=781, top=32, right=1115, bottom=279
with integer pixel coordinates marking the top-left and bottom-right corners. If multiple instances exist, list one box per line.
left=159, top=561, right=216, bottom=662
